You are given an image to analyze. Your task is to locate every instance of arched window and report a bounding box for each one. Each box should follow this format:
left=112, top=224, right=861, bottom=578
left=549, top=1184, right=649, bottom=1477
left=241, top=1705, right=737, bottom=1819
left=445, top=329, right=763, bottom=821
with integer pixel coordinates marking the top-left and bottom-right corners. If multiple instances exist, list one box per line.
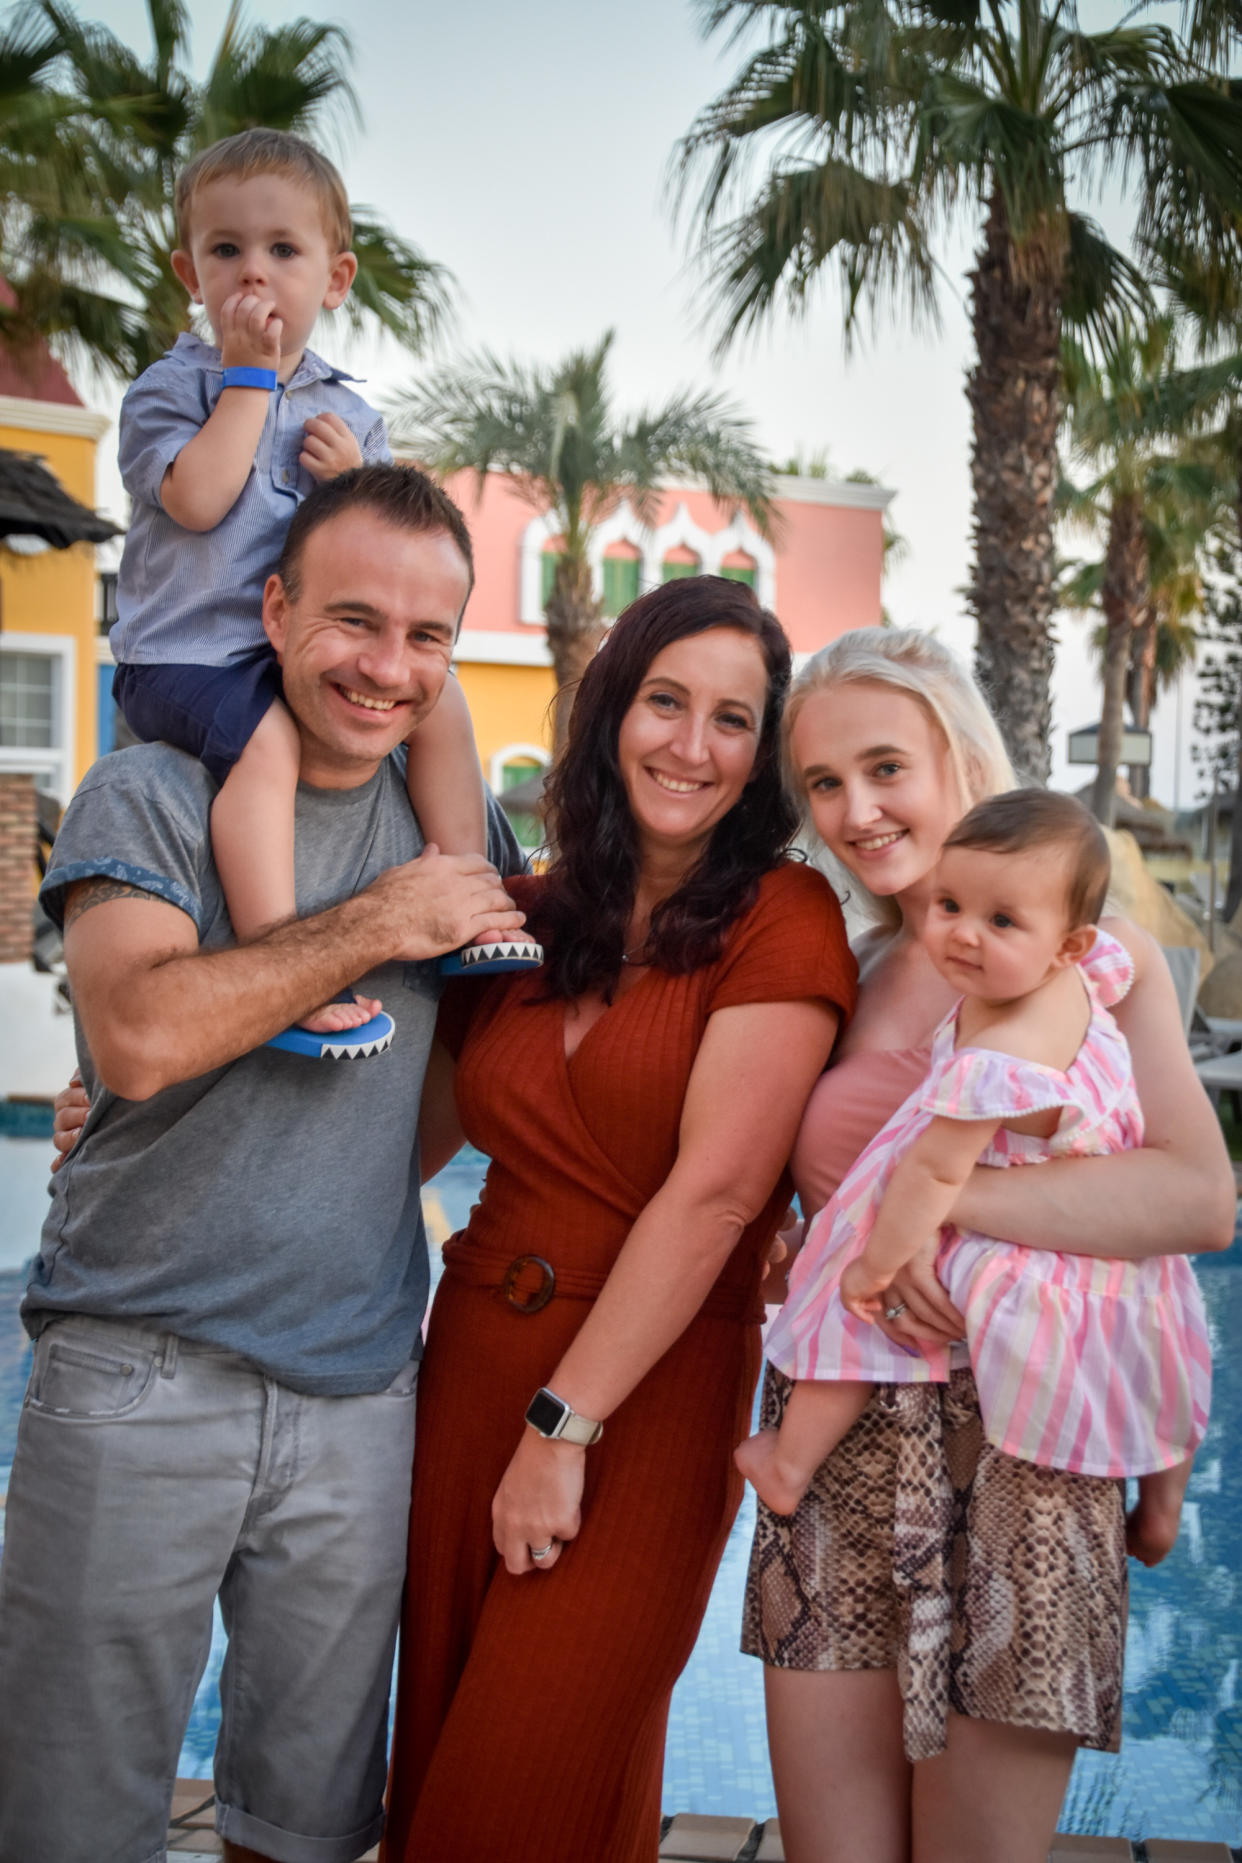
left=492, top=747, right=549, bottom=852
left=540, top=544, right=567, bottom=611
left=601, top=541, right=641, bottom=616
left=720, top=549, right=756, bottom=589
left=661, top=545, right=701, bottom=583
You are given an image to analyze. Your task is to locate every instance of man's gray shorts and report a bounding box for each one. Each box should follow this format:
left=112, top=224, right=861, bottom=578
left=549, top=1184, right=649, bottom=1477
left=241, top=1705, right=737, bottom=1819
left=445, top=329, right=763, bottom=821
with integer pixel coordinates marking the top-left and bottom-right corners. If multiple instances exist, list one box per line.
left=0, top=1315, right=418, bottom=1863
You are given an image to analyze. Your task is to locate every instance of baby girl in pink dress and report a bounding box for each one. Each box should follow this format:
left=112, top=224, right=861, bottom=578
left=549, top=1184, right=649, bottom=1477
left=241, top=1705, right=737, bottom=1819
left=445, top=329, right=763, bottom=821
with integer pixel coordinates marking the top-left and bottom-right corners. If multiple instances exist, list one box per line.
left=737, top=789, right=1212, bottom=1566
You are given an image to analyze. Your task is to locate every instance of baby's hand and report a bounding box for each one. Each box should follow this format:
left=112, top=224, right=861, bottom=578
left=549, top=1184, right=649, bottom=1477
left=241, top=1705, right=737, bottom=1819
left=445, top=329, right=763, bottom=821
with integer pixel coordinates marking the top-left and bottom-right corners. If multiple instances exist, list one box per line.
left=300, top=413, right=363, bottom=483
left=218, top=291, right=283, bottom=374
left=840, top=1255, right=893, bottom=1325
left=761, top=1211, right=804, bottom=1306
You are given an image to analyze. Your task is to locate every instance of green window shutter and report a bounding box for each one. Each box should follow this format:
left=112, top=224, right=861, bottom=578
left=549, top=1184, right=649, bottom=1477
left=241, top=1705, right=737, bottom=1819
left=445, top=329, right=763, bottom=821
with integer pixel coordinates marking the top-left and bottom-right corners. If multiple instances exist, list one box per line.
left=501, top=760, right=544, bottom=849
left=602, top=556, right=640, bottom=616
left=661, top=559, right=698, bottom=583
left=509, top=810, right=542, bottom=851
left=721, top=564, right=756, bottom=588
left=501, top=759, right=539, bottom=790
left=541, top=552, right=564, bottom=610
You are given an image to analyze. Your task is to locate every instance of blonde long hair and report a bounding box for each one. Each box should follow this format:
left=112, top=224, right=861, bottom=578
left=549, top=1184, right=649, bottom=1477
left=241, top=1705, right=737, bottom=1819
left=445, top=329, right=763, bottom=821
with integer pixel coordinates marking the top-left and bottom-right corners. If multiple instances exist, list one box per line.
left=786, top=627, right=1015, bottom=929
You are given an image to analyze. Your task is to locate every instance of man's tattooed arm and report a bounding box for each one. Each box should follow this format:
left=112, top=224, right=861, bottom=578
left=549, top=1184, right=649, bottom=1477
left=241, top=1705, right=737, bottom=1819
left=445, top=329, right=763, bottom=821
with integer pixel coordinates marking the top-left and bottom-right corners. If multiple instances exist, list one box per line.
left=63, top=878, right=163, bottom=929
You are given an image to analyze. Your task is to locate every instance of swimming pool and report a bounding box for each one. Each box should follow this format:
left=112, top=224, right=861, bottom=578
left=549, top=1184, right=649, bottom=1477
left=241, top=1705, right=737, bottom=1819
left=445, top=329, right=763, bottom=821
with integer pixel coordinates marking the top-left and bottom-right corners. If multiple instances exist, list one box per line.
left=1, top=1136, right=1239, bottom=1842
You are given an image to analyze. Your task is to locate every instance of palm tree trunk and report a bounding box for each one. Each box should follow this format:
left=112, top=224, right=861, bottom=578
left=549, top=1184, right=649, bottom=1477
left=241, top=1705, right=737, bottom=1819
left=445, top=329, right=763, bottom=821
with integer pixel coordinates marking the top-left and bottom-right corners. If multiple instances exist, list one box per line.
left=544, top=556, right=604, bottom=755
left=1126, top=603, right=1157, bottom=801
left=968, top=190, right=1063, bottom=783
left=1092, top=495, right=1147, bottom=827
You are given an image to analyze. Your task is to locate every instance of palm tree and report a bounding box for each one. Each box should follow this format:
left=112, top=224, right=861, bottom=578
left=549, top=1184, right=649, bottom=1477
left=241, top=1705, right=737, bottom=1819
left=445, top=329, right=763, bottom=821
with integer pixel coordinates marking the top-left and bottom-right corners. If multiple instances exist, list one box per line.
left=0, top=0, right=451, bottom=382
left=1125, top=239, right=1242, bottom=899
left=677, top=0, right=1242, bottom=780
left=388, top=330, right=775, bottom=745
left=1058, top=320, right=1227, bottom=822
left=1058, top=500, right=1208, bottom=802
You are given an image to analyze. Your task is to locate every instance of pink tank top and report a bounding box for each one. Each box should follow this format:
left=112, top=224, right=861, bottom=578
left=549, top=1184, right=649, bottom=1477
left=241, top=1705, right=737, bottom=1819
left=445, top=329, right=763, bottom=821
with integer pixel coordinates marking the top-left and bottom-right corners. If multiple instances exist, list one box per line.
left=791, top=1044, right=932, bottom=1221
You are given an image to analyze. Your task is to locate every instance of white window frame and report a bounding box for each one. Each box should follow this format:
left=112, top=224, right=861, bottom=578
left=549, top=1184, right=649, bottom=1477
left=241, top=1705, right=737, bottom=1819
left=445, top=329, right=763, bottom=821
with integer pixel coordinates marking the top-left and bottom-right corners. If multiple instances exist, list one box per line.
left=0, top=631, right=76, bottom=802
left=518, top=499, right=778, bottom=624
left=488, top=742, right=550, bottom=793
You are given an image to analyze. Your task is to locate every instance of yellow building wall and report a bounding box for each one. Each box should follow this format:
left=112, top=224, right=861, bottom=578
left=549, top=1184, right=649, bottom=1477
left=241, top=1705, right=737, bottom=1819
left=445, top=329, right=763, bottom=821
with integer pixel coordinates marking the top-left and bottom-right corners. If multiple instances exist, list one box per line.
left=456, top=660, right=555, bottom=776
left=0, top=415, right=104, bottom=787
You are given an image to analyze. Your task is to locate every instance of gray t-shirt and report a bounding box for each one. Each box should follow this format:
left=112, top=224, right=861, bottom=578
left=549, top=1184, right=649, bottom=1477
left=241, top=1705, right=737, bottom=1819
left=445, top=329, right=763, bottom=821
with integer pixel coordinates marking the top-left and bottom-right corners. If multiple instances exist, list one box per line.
left=30, top=743, right=523, bottom=1396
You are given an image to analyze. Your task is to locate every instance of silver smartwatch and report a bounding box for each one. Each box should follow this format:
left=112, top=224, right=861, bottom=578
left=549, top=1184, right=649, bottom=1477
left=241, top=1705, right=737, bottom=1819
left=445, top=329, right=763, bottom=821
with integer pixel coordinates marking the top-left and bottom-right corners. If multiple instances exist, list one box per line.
left=525, top=1386, right=603, bottom=1446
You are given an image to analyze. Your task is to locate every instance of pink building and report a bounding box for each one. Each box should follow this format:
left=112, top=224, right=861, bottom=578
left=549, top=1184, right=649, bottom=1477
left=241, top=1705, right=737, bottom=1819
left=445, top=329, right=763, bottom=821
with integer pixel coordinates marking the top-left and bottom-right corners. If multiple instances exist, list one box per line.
left=442, top=468, right=892, bottom=805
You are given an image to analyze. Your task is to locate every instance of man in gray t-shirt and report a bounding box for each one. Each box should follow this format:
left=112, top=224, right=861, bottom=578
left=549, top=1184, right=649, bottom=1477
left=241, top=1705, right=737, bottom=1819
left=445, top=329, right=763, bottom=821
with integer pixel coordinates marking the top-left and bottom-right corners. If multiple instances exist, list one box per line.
left=0, top=466, right=527, bottom=1863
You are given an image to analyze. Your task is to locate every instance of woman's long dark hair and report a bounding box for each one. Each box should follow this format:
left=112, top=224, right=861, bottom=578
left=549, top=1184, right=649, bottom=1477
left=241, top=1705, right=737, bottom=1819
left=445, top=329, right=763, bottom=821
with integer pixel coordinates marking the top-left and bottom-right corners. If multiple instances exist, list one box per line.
left=527, top=575, right=799, bottom=1000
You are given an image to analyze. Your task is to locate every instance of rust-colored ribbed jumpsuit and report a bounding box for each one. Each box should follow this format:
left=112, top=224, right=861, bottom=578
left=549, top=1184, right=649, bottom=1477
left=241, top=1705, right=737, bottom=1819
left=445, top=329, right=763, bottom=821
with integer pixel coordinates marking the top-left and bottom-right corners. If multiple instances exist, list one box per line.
left=383, top=864, right=855, bottom=1863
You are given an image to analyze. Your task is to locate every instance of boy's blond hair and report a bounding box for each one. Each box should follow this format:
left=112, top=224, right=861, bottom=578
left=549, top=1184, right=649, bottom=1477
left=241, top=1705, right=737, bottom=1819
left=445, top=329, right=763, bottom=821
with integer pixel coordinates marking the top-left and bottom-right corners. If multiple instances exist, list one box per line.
left=175, top=128, right=352, bottom=254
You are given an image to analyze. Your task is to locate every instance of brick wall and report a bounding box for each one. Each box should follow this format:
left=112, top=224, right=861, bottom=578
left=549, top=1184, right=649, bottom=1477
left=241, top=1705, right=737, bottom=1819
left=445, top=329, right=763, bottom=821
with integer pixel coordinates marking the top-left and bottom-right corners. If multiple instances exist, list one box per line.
left=0, top=771, right=36, bottom=963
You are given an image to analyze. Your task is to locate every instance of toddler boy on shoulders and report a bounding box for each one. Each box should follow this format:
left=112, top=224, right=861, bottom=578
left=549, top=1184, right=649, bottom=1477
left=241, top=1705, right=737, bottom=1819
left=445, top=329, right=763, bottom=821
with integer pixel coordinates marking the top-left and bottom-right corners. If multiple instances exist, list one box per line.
left=111, top=127, right=537, bottom=1052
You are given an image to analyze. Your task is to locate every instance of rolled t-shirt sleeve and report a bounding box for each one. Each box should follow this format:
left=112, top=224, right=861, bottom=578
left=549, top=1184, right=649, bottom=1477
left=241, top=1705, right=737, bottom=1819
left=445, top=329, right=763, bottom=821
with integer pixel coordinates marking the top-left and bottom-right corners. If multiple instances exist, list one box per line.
left=39, top=749, right=210, bottom=935
left=118, top=361, right=210, bottom=509
left=708, top=861, right=858, bottom=1023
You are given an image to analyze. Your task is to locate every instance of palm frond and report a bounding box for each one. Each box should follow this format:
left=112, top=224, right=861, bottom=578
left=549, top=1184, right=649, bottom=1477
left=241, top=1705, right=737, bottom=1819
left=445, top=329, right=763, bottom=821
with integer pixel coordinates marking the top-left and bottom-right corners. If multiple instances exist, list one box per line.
left=676, top=14, right=902, bottom=234
left=0, top=0, right=450, bottom=380
left=618, top=387, right=774, bottom=532
left=1056, top=553, right=1106, bottom=610
left=388, top=331, right=773, bottom=554
left=199, top=10, right=357, bottom=147
left=1145, top=224, right=1242, bottom=342
left=343, top=214, right=452, bottom=354
left=1060, top=213, right=1152, bottom=355
left=699, top=150, right=936, bottom=349
left=1110, top=77, right=1242, bottom=249
left=1179, top=0, right=1242, bottom=66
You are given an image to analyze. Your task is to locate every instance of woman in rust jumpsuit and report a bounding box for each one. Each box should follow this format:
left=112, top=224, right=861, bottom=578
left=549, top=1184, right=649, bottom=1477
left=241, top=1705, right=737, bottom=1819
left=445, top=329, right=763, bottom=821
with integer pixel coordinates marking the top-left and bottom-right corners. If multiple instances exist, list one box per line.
left=382, top=577, right=857, bottom=1863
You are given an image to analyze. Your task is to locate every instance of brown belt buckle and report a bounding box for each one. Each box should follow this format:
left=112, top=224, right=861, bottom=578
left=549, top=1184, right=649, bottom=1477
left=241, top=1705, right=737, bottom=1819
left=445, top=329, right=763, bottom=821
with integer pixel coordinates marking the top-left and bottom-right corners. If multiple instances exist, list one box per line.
left=501, top=1255, right=556, bottom=1314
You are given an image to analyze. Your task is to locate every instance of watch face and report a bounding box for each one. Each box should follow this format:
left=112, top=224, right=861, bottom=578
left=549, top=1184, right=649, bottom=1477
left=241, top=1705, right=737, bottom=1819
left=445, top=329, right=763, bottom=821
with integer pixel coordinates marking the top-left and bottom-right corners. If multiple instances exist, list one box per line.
left=526, top=1389, right=566, bottom=1436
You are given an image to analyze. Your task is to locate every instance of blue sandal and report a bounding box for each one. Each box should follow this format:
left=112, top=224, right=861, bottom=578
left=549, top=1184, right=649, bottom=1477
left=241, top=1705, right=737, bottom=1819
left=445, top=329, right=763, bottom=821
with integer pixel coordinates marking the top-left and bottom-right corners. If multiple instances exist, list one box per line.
left=438, top=936, right=544, bottom=978
left=266, top=1007, right=396, bottom=1059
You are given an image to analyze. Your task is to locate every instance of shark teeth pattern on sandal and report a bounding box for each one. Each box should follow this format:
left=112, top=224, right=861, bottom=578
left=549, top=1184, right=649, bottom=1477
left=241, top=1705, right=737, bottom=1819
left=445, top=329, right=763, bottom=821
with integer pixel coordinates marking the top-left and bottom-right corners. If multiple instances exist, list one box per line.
left=266, top=1011, right=396, bottom=1059
left=439, top=939, right=544, bottom=977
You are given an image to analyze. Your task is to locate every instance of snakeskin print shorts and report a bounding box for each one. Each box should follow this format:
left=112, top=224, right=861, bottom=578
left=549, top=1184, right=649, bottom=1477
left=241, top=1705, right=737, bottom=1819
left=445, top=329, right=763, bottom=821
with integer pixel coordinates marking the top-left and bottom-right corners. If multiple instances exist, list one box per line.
left=740, top=1364, right=1128, bottom=1762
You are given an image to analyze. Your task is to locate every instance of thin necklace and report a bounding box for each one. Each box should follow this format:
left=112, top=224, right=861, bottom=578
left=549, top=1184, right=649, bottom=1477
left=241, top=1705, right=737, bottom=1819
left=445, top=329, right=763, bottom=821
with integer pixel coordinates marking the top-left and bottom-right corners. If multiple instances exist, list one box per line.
left=620, top=937, right=650, bottom=966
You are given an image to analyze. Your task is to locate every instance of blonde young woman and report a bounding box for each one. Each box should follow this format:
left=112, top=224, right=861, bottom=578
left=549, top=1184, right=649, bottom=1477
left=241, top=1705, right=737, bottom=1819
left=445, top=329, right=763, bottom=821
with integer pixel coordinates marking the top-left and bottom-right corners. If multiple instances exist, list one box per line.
left=742, top=628, right=1234, bottom=1863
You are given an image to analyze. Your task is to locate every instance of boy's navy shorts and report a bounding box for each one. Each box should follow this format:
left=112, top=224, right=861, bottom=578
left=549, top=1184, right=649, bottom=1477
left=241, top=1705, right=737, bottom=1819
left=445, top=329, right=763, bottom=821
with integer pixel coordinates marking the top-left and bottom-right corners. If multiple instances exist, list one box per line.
left=113, top=653, right=285, bottom=789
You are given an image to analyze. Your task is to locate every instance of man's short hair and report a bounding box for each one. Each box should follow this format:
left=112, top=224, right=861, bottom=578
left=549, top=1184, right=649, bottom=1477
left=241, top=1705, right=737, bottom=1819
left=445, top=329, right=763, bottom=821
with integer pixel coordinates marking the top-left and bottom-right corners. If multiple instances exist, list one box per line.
left=942, top=787, right=1111, bottom=926
left=176, top=128, right=352, bottom=253
left=277, top=464, right=475, bottom=610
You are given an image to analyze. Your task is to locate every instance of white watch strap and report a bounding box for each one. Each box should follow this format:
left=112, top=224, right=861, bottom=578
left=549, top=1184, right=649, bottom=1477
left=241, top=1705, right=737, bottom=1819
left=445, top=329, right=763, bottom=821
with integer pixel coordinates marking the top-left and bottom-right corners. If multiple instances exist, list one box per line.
left=556, top=1407, right=603, bottom=1446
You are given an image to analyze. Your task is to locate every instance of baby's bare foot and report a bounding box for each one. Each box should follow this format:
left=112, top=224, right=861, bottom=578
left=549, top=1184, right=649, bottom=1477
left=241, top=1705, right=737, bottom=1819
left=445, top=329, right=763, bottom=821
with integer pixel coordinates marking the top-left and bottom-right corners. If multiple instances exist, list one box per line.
left=298, top=995, right=381, bottom=1035
left=1126, top=1493, right=1183, bottom=1568
left=734, top=1429, right=812, bottom=1517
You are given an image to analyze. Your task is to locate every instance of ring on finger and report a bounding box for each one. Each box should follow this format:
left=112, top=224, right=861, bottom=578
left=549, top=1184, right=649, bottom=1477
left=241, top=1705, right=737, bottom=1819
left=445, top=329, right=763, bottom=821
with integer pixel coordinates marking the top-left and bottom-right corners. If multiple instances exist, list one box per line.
left=529, top=1540, right=555, bottom=1561
left=884, top=1301, right=908, bottom=1321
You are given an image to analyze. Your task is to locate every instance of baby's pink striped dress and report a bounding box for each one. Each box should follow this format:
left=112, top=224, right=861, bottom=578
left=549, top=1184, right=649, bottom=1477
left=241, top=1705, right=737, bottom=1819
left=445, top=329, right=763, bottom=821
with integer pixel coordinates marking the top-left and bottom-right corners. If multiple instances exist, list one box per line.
left=764, top=930, right=1212, bottom=1477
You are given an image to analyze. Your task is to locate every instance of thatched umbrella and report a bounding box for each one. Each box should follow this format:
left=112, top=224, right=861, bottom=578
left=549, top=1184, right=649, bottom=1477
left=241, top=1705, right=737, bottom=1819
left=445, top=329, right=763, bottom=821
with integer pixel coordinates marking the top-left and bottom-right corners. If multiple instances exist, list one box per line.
left=0, top=448, right=119, bottom=549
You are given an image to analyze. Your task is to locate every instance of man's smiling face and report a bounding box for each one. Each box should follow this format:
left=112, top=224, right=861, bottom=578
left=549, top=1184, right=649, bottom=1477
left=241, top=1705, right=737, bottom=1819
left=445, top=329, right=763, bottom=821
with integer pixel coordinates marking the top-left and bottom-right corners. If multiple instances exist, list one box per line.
left=262, top=507, right=470, bottom=788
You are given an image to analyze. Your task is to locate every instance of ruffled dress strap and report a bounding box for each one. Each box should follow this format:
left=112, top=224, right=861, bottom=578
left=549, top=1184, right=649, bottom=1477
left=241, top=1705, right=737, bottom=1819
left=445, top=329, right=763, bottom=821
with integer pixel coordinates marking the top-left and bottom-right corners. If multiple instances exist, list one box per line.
left=918, top=1044, right=1085, bottom=1127
left=1079, top=926, right=1135, bottom=1010
left=918, top=929, right=1140, bottom=1153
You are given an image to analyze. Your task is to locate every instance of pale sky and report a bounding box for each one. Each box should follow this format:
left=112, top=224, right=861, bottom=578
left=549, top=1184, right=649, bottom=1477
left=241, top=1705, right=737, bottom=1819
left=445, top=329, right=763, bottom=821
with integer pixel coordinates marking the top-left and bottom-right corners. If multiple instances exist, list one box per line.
left=74, top=0, right=1205, bottom=809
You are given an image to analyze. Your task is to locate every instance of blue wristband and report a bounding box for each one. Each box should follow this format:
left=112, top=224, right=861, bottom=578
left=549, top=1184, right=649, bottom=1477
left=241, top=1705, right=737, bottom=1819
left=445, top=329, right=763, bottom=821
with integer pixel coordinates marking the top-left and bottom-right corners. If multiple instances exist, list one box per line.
left=221, top=366, right=278, bottom=391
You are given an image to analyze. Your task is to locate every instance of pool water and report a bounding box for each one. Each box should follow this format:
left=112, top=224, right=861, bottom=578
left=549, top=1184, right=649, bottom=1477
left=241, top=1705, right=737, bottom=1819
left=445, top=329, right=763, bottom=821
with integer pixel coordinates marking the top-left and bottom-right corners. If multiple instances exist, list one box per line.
left=1, top=1136, right=1239, bottom=1842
